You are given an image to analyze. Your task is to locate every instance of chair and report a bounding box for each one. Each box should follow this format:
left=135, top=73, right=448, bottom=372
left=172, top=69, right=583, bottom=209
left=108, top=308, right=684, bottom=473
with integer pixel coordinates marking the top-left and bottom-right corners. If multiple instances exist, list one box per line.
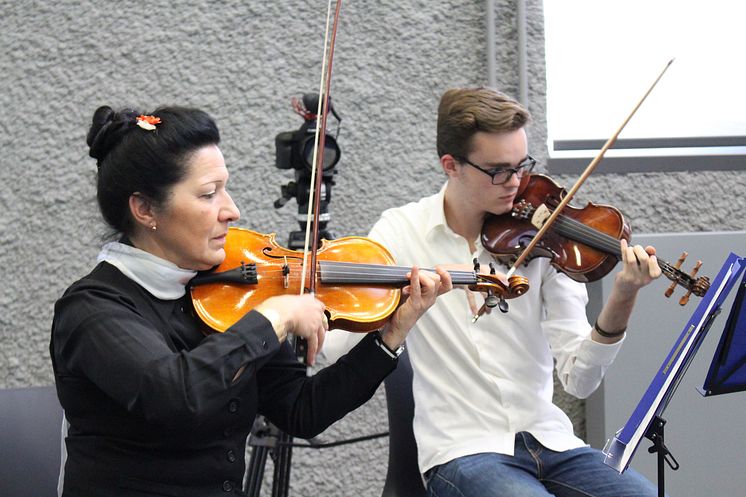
left=382, top=350, right=427, bottom=497
left=0, top=385, right=64, bottom=497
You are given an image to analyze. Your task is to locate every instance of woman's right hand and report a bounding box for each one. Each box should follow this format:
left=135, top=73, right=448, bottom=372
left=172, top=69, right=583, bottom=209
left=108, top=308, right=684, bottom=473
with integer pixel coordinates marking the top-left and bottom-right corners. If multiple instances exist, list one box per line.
left=255, top=294, right=328, bottom=365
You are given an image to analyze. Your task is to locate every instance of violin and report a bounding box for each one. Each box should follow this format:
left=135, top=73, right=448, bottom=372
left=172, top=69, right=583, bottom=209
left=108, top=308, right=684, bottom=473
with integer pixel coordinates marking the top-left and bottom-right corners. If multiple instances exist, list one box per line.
left=481, top=174, right=711, bottom=305
left=190, top=227, right=529, bottom=333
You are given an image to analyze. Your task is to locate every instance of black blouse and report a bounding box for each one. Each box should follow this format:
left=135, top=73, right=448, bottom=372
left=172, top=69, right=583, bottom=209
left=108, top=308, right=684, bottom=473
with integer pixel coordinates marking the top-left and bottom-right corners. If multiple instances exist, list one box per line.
left=50, top=262, right=395, bottom=496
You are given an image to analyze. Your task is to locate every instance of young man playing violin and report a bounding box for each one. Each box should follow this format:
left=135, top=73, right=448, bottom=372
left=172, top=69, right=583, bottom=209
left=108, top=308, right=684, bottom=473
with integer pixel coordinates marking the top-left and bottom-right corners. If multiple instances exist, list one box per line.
left=329, top=87, right=663, bottom=497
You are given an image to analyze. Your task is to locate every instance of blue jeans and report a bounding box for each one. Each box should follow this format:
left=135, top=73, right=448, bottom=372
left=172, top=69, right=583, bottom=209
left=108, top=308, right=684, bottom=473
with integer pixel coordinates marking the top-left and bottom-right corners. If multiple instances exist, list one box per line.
left=426, top=432, right=661, bottom=497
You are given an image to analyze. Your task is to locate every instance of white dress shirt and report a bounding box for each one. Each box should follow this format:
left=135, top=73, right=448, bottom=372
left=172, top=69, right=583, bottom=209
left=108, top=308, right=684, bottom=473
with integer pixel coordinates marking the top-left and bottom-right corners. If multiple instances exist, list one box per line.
left=367, top=184, right=625, bottom=474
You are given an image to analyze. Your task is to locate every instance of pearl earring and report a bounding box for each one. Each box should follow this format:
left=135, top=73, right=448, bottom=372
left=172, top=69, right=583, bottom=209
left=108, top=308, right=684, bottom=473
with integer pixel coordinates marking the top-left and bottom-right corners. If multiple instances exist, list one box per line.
left=151, top=224, right=157, bottom=231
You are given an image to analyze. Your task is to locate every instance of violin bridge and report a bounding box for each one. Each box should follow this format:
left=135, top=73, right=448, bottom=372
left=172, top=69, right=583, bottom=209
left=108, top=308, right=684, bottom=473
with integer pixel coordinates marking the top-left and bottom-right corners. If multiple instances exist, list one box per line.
left=531, top=204, right=552, bottom=230
left=282, top=256, right=290, bottom=289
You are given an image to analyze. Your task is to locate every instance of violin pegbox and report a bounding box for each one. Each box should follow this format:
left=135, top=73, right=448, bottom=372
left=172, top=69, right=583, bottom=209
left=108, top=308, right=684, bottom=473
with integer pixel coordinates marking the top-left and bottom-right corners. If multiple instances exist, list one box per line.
left=662, top=251, right=711, bottom=305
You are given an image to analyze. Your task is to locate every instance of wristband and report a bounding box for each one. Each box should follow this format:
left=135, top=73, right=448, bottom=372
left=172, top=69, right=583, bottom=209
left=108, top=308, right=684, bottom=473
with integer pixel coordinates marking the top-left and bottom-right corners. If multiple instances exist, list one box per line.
left=375, top=330, right=405, bottom=359
left=594, top=320, right=626, bottom=338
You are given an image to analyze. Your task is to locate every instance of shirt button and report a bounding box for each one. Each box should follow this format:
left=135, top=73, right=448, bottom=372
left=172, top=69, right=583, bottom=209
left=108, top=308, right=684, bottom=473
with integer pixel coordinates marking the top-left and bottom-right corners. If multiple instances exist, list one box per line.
left=222, top=480, right=234, bottom=492
left=262, top=340, right=268, bottom=349
left=227, top=449, right=237, bottom=463
left=223, top=427, right=233, bottom=437
left=228, top=399, right=240, bottom=413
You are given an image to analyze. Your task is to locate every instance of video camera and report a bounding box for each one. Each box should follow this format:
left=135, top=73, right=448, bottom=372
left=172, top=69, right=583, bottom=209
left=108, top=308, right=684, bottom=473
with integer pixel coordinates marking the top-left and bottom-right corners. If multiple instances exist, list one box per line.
left=274, top=93, right=342, bottom=249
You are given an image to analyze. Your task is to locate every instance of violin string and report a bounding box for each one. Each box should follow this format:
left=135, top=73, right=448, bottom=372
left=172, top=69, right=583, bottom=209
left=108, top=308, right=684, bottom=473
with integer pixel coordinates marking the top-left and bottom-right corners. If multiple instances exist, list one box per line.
left=551, top=215, right=623, bottom=254
left=551, top=214, right=694, bottom=285
left=554, top=217, right=618, bottom=252
left=232, top=258, right=484, bottom=281
left=250, top=261, right=479, bottom=285
left=320, top=262, right=478, bottom=285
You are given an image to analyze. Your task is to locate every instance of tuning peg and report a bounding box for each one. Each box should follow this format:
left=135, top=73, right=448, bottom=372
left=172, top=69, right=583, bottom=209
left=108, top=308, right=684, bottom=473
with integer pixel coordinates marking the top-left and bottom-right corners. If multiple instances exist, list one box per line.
left=678, top=290, right=692, bottom=306
left=498, top=297, right=509, bottom=313
left=689, top=260, right=702, bottom=279
left=483, top=263, right=498, bottom=309
left=665, top=252, right=688, bottom=298
left=678, top=260, right=702, bottom=305
left=473, top=258, right=480, bottom=273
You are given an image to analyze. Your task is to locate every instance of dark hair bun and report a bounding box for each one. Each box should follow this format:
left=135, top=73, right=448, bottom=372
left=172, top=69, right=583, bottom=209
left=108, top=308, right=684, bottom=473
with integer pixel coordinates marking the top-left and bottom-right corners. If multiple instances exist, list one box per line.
left=87, top=106, right=137, bottom=165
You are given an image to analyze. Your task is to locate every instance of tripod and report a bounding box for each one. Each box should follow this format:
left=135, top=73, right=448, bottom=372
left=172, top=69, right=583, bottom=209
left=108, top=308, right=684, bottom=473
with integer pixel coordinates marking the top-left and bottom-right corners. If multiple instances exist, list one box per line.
left=240, top=317, right=390, bottom=496
left=242, top=408, right=390, bottom=496
left=243, top=416, right=294, bottom=497
left=243, top=337, right=308, bottom=497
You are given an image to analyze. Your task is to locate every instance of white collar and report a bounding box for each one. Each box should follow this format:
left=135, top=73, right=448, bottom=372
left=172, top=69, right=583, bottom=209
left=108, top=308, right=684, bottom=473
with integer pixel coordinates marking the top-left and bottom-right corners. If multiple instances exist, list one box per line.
left=424, top=182, right=450, bottom=237
left=97, top=242, right=197, bottom=300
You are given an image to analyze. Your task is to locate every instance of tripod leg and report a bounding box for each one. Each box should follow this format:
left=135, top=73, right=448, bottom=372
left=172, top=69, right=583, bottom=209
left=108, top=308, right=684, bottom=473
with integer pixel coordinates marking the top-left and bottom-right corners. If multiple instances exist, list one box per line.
left=271, top=432, right=294, bottom=497
left=244, top=444, right=269, bottom=497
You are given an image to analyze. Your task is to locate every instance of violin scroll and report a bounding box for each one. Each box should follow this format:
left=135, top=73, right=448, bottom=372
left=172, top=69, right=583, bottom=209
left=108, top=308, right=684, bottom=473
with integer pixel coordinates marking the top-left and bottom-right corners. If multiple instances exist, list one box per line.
left=468, top=260, right=530, bottom=322
left=468, top=273, right=530, bottom=301
left=468, top=259, right=529, bottom=301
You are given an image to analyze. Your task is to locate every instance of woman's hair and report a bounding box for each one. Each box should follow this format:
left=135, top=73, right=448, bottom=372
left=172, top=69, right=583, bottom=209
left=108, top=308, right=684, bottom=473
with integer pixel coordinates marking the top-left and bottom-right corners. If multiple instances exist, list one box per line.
left=87, top=105, right=220, bottom=236
left=436, top=87, right=531, bottom=159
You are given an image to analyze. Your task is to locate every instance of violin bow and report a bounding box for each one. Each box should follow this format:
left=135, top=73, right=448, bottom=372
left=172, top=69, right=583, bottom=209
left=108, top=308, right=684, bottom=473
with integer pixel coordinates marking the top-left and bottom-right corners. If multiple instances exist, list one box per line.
left=299, top=0, right=343, bottom=295
left=505, top=59, right=674, bottom=279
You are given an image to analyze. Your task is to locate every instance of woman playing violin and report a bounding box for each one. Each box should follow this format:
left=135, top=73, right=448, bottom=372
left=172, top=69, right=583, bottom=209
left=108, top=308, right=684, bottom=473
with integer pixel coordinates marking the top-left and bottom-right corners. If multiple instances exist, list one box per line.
left=49, top=105, right=450, bottom=497
left=336, top=87, right=663, bottom=497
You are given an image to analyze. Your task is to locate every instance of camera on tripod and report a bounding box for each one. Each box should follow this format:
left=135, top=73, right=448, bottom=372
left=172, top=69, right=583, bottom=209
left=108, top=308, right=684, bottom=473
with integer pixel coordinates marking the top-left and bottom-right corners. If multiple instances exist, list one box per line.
left=274, top=93, right=342, bottom=250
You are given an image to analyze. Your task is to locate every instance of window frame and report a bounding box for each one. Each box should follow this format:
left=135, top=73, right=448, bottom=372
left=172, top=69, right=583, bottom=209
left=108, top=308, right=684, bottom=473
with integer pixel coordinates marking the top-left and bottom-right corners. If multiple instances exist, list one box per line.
left=547, top=136, right=746, bottom=174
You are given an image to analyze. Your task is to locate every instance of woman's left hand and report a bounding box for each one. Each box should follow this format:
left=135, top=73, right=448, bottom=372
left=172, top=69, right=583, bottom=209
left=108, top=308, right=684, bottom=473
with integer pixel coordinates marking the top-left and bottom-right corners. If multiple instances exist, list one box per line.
left=379, top=265, right=452, bottom=350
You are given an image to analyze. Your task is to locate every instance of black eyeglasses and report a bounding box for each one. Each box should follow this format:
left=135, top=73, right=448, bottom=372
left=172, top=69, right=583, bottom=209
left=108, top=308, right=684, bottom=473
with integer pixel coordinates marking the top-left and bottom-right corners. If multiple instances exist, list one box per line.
left=456, top=155, right=536, bottom=185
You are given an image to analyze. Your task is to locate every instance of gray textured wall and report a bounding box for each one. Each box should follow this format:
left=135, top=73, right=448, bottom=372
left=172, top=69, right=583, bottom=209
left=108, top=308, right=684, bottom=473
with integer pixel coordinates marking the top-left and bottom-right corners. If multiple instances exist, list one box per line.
left=1, top=1, right=744, bottom=496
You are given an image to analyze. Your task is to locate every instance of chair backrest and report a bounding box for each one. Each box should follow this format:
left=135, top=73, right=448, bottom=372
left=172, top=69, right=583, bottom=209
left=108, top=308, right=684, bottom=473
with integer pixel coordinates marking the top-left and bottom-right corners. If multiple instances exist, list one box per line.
left=381, top=350, right=426, bottom=497
left=0, top=385, right=63, bottom=497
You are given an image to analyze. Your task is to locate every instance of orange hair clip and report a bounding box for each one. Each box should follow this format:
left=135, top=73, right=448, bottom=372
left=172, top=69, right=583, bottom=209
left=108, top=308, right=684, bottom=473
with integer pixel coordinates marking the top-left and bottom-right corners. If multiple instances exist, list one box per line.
left=135, top=114, right=162, bottom=131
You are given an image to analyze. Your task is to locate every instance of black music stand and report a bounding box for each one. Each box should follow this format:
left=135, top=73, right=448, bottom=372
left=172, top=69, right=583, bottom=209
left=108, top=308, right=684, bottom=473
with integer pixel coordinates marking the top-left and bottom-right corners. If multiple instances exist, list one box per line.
left=603, top=253, right=746, bottom=497
left=700, top=273, right=746, bottom=397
